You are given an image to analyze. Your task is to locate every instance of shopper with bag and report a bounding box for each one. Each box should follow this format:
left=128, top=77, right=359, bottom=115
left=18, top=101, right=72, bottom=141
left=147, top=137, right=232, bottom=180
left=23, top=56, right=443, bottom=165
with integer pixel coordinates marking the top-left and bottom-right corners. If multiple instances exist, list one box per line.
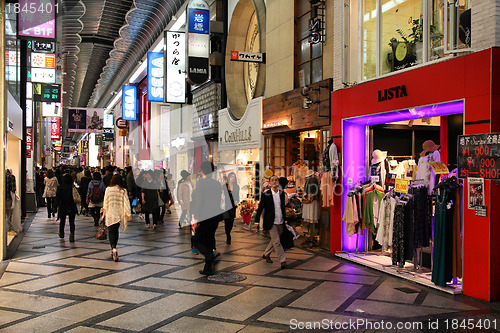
left=141, top=170, right=160, bottom=230
left=102, top=175, right=131, bottom=262
left=253, top=175, right=288, bottom=269
left=87, top=172, right=106, bottom=226
left=191, top=161, right=223, bottom=275
left=43, top=169, right=59, bottom=219
left=222, top=172, right=239, bottom=244
left=55, top=174, right=78, bottom=242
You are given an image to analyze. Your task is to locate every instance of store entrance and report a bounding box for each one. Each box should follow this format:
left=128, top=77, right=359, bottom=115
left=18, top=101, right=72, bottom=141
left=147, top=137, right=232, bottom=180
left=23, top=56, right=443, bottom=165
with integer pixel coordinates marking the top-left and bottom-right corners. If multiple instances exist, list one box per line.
left=339, top=100, right=465, bottom=293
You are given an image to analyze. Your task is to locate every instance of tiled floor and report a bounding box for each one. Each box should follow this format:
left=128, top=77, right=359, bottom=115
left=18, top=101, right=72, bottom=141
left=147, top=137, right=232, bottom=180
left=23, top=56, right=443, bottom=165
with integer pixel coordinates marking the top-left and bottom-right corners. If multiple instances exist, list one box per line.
left=0, top=207, right=498, bottom=332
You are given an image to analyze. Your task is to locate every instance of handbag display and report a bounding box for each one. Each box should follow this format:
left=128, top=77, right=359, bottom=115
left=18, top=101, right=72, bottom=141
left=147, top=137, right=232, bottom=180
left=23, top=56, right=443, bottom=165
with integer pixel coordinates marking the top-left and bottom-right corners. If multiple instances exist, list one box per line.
left=72, top=186, right=81, bottom=204
left=95, top=218, right=107, bottom=240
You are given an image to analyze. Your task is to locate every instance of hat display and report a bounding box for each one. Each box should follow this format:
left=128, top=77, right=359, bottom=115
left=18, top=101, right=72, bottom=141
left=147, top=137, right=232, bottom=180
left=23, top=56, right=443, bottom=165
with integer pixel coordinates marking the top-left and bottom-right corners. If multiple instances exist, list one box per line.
left=420, top=140, right=440, bottom=157
left=305, top=169, right=315, bottom=178
left=263, top=169, right=274, bottom=179
left=180, top=170, right=190, bottom=179
left=371, top=149, right=387, bottom=164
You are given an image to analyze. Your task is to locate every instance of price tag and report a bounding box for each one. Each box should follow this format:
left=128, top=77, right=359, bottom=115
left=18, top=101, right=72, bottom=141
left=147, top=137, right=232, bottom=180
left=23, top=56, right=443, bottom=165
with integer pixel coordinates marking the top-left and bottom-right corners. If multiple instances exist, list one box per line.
left=371, top=176, right=380, bottom=183
left=395, top=178, right=409, bottom=193
left=408, top=159, right=416, bottom=166
left=429, top=162, right=449, bottom=174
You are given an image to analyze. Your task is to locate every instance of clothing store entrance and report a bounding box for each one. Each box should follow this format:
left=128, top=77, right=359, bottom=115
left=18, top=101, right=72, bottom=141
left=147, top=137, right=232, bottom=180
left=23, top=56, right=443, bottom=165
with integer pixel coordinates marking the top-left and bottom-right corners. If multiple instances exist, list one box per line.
left=337, top=100, right=464, bottom=294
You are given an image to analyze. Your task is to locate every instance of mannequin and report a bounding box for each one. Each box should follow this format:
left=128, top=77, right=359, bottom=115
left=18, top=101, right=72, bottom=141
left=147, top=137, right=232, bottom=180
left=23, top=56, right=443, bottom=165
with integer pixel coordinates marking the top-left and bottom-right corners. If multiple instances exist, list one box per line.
left=370, top=149, right=387, bottom=188
left=416, top=140, right=441, bottom=195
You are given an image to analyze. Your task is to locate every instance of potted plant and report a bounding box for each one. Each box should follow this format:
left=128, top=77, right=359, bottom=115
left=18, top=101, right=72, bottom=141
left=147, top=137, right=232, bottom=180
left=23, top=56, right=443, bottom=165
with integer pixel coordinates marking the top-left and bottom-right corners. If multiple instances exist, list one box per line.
left=239, top=200, right=256, bottom=224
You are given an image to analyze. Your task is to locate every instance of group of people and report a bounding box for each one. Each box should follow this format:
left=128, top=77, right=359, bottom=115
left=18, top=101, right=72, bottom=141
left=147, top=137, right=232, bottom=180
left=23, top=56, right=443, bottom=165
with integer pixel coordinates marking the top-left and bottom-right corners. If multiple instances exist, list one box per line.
left=33, top=162, right=293, bottom=275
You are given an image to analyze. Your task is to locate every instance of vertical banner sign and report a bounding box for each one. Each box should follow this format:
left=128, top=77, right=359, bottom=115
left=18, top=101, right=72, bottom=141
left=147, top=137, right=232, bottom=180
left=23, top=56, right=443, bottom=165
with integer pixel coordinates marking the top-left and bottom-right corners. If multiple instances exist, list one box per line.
left=187, top=0, right=210, bottom=85
left=165, top=31, right=186, bottom=103
left=147, top=52, right=164, bottom=102
left=122, top=85, right=138, bottom=121
left=50, top=117, right=60, bottom=139
left=103, top=114, right=114, bottom=128
left=26, top=128, right=33, bottom=158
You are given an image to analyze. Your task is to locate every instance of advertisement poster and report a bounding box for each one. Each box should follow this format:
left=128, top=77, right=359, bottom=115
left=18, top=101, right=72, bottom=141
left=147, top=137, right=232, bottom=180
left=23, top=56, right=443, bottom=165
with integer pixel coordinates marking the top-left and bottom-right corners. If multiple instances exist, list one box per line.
left=86, top=108, right=104, bottom=132
left=468, top=177, right=484, bottom=209
left=67, top=108, right=104, bottom=133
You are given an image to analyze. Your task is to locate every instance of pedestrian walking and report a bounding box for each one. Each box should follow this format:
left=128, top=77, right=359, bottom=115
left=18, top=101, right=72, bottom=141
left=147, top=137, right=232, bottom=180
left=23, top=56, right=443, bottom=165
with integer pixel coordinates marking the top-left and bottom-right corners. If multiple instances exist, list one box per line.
left=222, top=172, right=240, bottom=244
left=79, top=170, right=91, bottom=215
left=126, top=167, right=138, bottom=213
left=141, top=170, right=160, bottom=230
left=55, top=174, right=78, bottom=242
left=191, top=161, right=223, bottom=275
left=254, top=175, right=288, bottom=269
left=43, top=169, right=59, bottom=219
left=87, top=172, right=106, bottom=226
left=177, top=170, right=192, bottom=228
left=156, top=170, right=171, bottom=224
left=102, top=175, right=132, bottom=262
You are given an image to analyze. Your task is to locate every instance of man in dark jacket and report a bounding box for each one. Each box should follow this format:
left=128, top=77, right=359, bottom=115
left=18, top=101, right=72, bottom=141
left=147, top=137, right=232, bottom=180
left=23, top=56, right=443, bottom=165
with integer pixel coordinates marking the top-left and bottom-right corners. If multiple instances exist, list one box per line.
left=254, top=175, right=288, bottom=269
left=103, top=165, right=114, bottom=187
left=191, top=161, right=222, bottom=276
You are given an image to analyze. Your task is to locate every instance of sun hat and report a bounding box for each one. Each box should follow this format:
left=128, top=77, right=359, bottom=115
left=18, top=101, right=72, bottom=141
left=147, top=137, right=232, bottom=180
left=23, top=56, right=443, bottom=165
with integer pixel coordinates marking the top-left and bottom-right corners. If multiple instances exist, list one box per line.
left=305, top=169, right=315, bottom=177
left=371, top=149, right=387, bottom=164
left=420, top=140, right=440, bottom=157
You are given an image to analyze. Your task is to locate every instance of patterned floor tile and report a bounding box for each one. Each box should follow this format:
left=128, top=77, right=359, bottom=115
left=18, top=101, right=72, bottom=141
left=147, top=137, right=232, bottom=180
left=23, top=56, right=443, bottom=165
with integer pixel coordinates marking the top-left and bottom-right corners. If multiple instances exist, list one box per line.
left=48, top=257, right=139, bottom=270
left=123, top=254, right=203, bottom=266
left=258, top=307, right=337, bottom=326
left=200, top=287, right=291, bottom=321
left=45, top=300, right=122, bottom=321
left=345, top=299, right=459, bottom=318
left=0, top=289, right=73, bottom=312
left=0, top=314, right=78, bottom=332
left=48, top=282, right=162, bottom=304
left=367, top=279, right=420, bottom=304
left=274, top=269, right=379, bottom=285
left=0, top=272, right=40, bottom=286
left=289, top=281, right=363, bottom=311
left=294, top=256, right=341, bottom=271
left=88, top=264, right=175, bottom=285
left=98, top=293, right=211, bottom=331
left=0, top=309, right=31, bottom=326
left=132, top=277, right=243, bottom=296
left=251, top=276, right=315, bottom=290
left=157, top=316, right=245, bottom=333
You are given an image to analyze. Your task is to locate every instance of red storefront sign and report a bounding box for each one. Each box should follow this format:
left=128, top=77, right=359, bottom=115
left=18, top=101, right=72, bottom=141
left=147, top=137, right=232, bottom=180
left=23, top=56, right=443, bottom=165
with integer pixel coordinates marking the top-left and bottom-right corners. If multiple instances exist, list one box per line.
left=50, top=117, right=60, bottom=139
left=26, top=127, right=33, bottom=158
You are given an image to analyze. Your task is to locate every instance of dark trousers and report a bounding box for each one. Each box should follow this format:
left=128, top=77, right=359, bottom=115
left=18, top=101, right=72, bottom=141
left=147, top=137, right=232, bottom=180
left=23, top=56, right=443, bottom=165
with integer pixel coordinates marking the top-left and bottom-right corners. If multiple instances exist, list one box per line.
left=46, top=197, right=55, bottom=217
left=90, top=206, right=101, bottom=224
left=192, top=219, right=219, bottom=272
left=108, top=223, right=120, bottom=249
left=59, top=213, right=76, bottom=235
left=224, top=217, right=234, bottom=242
left=159, top=205, right=167, bottom=221
left=36, top=187, right=45, bottom=207
left=144, top=207, right=160, bottom=226
left=80, top=194, right=88, bottom=212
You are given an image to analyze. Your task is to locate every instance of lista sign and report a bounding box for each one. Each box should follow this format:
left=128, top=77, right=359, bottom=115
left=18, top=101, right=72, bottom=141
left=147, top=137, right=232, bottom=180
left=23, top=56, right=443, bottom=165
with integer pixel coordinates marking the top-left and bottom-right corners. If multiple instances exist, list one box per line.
left=122, top=85, right=138, bottom=121
left=377, top=85, right=408, bottom=102
left=147, top=52, right=164, bottom=102
left=458, top=133, right=500, bottom=179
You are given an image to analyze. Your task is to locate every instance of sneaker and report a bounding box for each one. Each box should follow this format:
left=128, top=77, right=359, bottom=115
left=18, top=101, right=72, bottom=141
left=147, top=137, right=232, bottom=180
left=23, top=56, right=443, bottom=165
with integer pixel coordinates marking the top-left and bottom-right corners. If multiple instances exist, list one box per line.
left=69, top=234, right=75, bottom=242
left=191, top=248, right=199, bottom=255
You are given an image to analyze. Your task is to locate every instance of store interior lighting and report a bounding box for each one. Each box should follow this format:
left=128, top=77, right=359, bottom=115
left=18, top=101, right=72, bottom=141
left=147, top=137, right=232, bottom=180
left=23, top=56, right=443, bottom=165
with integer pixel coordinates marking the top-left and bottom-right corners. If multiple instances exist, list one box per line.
left=341, top=100, right=464, bottom=252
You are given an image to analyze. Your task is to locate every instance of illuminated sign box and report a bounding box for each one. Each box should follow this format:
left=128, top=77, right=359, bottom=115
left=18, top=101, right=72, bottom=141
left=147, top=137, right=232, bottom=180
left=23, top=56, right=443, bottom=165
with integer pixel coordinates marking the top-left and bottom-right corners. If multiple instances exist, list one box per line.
left=122, top=85, right=138, bottom=121
left=31, top=53, right=55, bottom=68
left=147, top=52, right=164, bottom=102
left=165, top=31, right=186, bottom=103
left=31, top=68, right=56, bottom=83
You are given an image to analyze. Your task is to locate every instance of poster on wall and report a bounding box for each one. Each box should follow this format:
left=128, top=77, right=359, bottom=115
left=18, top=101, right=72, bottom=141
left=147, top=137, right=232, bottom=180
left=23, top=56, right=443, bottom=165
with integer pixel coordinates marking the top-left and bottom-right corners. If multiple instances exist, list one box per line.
left=468, top=177, right=484, bottom=209
left=67, top=108, right=104, bottom=133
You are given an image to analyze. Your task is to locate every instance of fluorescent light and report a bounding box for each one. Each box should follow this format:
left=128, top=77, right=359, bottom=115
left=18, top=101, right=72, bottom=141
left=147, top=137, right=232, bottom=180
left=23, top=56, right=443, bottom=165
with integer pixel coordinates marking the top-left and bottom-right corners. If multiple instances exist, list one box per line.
left=105, top=89, right=123, bottom=111
left=129, top=61, right=147, bottom=83
left=170, top=11, right=186, bottom=32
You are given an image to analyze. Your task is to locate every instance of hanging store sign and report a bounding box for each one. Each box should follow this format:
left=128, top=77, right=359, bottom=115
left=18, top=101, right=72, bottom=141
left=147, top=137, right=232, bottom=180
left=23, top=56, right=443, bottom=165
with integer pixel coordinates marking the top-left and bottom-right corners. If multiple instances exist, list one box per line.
left=26, top=128, right=33, bottom=157
left=17, top=0, right=56, bottom=39
left=122, top=85, right=138, bottom=121
left=115, top=117, right=128, bottom=129
left=31, top=53, right=55, bottom=68
left=309, top=1, right=325, bottom=44
left=95, top=134, right=103, bottom=146
left=31, top=68, right=56, bottom=83
left=82, top=140, right=89, bottom=153
left=187, top=0, right=209, bottom=86
left=32, top=40, right=55, bottom=53
left=26, top=99, right=33, bottom=126
left=147, top=52, right=164, bottom=102
left=103, top=128, right=114, bottom=141
left=219, top=97, right=262, bottom=151
left=458, top=133, right=500, bottom=179
left=230, top=51, right=266, bottom=63
left=50, top=117, right=60, bottom=139
left=40, top=84, right=60, bottom=102
left=199, top=114, right=213, bottom=130
left=41, top=102, right=60, bottom=117
left=103, top=114, right=114, bottom=128
left=165, top=31, right=186, bottom=103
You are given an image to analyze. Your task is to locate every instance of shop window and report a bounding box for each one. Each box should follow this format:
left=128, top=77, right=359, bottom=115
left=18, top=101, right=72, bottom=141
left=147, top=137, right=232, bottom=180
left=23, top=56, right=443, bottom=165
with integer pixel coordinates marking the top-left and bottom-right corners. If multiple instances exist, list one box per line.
left=295, top=0, right=323, bottom=87
left=347, top=0, right=472, bottom=82
left=321, top=129, right=331, bottom=152
left=265, top=136, right=271, bottom=168
left=274, top=137, right=286, bottom=176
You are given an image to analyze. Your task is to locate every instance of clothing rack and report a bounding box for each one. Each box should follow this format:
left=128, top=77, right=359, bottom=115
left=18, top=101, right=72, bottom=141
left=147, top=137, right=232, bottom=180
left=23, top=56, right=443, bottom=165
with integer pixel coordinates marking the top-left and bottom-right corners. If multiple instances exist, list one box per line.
left=387, top=155, right=414, bottom=159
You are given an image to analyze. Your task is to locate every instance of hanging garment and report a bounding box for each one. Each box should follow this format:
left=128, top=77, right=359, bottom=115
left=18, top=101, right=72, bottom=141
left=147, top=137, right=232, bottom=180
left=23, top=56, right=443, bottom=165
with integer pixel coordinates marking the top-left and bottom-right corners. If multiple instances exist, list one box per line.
left=432, top=186, right=450, bottom=287
left=416, top=150, right=440, bottom=195
left=411, top=186, right=430, bottom=248
left=362, top=186, right=385, bottom=234
left=392, top=203, right=406, bottom=267
left=321, top=171, right=334, bottom=207
left=403, top=196, right=415, bottom=261
left=343, top=195, right=358, bottom=237
left=369, top=162, right=386, bottom=188
left=452, top=185, right=463, bottom=279
left=329, top=142, right=339, bottom=182
left=402, top=160, right=418, bottom=180
left=375, top=195, right=396, bottom=251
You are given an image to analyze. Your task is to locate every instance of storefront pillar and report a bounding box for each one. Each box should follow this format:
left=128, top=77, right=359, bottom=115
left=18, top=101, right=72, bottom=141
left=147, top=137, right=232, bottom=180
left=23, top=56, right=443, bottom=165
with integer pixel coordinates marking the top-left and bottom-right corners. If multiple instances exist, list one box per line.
left=0, top=1, right=7, bottom=260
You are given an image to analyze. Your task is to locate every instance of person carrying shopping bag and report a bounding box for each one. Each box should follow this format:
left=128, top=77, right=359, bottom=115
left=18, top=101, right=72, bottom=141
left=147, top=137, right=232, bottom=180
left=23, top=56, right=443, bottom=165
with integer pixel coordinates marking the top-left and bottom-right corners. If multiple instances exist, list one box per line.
left=102, top=175, right=132, bottom=262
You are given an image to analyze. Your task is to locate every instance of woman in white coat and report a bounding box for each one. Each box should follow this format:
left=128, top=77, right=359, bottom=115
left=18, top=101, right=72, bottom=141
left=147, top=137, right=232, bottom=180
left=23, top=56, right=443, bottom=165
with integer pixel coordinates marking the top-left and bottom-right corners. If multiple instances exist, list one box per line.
left=43, top=169, right=59, bottom=219
left=102, top=175, right=132, bottom=262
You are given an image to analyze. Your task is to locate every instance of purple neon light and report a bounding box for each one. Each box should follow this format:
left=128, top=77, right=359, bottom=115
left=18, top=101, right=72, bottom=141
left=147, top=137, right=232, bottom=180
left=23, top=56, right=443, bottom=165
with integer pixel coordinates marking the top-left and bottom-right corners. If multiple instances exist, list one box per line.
left=341, top=100, right=464, bottom=252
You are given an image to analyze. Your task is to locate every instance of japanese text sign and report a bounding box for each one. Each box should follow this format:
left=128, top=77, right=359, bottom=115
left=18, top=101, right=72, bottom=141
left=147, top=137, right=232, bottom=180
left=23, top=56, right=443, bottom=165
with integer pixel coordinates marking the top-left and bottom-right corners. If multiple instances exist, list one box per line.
left=50, top=117, right=60, bottom=139
left=458, top=133, right=500, bottom=179
left=17, top=0, right=56, bottom=39
left=165, top=31, right=186, bottom=103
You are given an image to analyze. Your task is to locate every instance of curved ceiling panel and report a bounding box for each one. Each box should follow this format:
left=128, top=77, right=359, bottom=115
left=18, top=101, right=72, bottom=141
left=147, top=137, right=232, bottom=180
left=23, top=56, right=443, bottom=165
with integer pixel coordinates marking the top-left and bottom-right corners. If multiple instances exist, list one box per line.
left=87, top=0, right=184, bottom=108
